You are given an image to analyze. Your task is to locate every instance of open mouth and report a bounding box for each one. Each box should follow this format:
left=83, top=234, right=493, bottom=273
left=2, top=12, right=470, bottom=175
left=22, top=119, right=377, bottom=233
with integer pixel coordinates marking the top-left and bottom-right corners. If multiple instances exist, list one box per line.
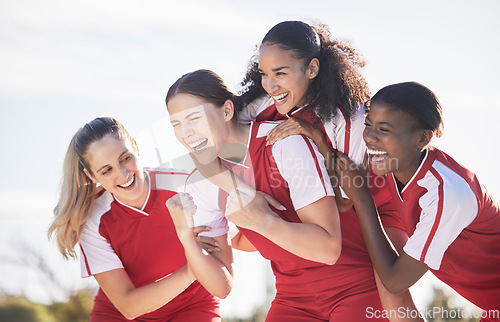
left=367, top=148, right=389, bottom=163
left=187, top=138, right=208, bottom=153
left=119, top=174, right=135, bottom=188
left=272, top=93, right=289, bottom=103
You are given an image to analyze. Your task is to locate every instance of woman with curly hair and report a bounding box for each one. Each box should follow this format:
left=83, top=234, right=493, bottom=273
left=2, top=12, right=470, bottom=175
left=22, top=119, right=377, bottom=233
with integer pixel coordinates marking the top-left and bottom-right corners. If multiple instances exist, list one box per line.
left=190, top=21, right=422, bottom=320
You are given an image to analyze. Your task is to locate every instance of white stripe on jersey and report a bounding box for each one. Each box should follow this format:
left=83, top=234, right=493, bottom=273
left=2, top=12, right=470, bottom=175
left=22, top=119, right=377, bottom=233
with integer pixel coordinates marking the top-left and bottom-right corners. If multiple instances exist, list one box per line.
left=184, top=170, right=229, bottom=238
left=403, top=160, right=478, bottom=270
left=323, top=105, right=366, bottom=166
left=238, top=95, right=275, bottom=124
left=147, top=167, right=189, bottom=193
left=80, top=191, right=124, bottom=278
left=272, top=134, right=334, bottom=211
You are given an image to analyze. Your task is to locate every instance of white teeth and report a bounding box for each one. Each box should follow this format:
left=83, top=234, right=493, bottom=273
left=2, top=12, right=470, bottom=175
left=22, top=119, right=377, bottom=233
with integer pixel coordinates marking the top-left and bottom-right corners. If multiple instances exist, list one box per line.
left=272, top=93, right=288, bottom=102
left=367, top=148, right=387, bottom=155
left=119, top=175, right=134, bottom=188
left=188, top=139, right=207, bottom=149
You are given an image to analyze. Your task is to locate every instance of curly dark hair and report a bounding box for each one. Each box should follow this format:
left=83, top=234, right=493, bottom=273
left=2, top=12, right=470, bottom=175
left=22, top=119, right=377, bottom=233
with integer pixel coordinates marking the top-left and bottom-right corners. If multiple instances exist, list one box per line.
left=240, top=20, right=370, bottom=122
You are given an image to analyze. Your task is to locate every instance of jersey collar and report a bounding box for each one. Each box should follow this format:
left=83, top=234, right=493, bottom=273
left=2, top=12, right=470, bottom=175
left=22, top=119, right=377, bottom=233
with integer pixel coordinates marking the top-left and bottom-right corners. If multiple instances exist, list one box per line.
left=112, top=170, right=152, bottom=216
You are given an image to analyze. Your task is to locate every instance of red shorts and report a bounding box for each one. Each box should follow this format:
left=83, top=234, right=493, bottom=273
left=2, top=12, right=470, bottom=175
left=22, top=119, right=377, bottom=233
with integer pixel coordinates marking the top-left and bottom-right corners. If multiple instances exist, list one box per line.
left=266, top=288, right=388, bottom=322
left=89, top=286, right=220, bottom=321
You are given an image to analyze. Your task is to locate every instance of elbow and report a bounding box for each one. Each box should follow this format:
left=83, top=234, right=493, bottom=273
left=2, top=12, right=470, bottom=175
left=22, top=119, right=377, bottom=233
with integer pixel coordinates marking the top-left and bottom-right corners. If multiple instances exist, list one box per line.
left=383, top=279, right=408, bottom=295
left=212, top=282, right=233, bottom=299
left=388, top=285, right=406, bottom=295
left=121, top=309, right=140, bottom=321
left=322, top=242, right=342, bottom=266
left=117, top=302, right=145, bottom=321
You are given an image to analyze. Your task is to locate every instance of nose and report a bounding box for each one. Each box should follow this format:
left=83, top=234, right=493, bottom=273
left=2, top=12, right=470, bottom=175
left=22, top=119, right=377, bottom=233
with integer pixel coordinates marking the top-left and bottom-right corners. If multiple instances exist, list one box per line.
left=118, top=164, right=129, bottom=181
left=181, top=123, right=194, bottom=138
left=262, top=76, right=278, bottom=94
left=363, top=126, right=377, bottom=144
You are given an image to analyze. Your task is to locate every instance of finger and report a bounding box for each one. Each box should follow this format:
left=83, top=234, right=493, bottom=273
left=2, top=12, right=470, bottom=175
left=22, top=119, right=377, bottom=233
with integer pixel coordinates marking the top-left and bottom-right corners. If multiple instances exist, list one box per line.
left=199, top=242, right=219, bottom=253
left=267, top=124, right=288, bottom=143
left=193, top=226, right=211, bottom=235
left=259, top=192, right=286, bottom=210
left=197, top=235, right=220, bottom=248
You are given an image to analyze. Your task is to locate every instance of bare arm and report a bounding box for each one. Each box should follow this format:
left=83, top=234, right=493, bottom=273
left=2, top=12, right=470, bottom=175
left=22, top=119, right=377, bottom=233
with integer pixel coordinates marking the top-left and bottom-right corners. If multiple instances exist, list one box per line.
left=167, top=193, right=234, bottom=299
left=94, top=266, right=194, bottom=320
left=226, top=188, right=341, bottom=265
left=336, top=152, right=428, bottom=293
left=375, top=227, right=424, bottom=321
left=266, top=118, right=353, bottom=212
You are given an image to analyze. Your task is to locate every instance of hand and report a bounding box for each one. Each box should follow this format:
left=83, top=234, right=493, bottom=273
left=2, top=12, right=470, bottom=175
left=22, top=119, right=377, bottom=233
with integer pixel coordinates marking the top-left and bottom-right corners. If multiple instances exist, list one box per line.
left=334, top=151, right=371, bottom=201
left=225, top=187, right=282, bottom=232
left=166, top=193, right=196, bottom=238
left=193, top=226, right=220, bottom=253
left=266, top=117, right=324, bottom=146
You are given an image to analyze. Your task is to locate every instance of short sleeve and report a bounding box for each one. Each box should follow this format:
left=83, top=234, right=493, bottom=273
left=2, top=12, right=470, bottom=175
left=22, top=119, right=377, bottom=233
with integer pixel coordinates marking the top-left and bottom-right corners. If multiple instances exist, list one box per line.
left=323, top=105, right=366, bottom=166
left=347, top=106, right=368, bottom=166
left=79, top=193, right=124, bottom=278
left=272, top=134, right=334, bottom=211
left=184, top=170, right=229, bottom=237
left=239, top=95, right=275, bottom=124
left=403, top=163, right=478, bottom=270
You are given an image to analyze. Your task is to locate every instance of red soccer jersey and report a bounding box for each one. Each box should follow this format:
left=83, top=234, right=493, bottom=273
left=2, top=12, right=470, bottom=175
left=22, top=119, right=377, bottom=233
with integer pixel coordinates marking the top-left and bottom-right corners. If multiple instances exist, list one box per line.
left=386, top=147, right=500, bottom=310
left=241, top=95, right=404, bottom=230
left=79, top=168, right=220, bottom=320
left=221, top=122, right=384, bottom=298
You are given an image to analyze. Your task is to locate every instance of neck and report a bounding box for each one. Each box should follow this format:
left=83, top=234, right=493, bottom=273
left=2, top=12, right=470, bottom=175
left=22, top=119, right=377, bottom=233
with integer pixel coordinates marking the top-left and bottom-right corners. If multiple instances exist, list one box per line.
left=394, top=149, right=427, bottom=188
left=219, top=122, right=250, bottom=163
left=116, top=172, right=149, bottom=210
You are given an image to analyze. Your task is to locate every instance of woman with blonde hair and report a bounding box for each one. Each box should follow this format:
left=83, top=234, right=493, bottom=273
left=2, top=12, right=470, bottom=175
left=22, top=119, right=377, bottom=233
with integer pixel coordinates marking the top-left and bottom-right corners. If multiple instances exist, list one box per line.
left=49, top=117, right=233, bottom=321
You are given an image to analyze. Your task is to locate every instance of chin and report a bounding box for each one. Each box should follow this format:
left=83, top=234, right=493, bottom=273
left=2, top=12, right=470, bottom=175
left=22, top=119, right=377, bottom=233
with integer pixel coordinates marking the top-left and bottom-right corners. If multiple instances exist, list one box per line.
left=190, top=150, right=218, bottom=165
left=371, top=163, right=390, bottom=176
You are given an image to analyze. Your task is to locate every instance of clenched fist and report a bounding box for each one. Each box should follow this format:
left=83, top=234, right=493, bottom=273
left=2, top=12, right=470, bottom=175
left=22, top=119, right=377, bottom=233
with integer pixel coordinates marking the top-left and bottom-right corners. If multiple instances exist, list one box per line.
left=166, top=192, right=196, bottom=234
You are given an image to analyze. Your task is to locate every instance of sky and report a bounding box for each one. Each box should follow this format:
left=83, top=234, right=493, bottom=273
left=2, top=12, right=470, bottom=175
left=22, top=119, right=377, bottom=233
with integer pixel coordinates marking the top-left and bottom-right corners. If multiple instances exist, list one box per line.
left=0, top=0, right=499, bottom=318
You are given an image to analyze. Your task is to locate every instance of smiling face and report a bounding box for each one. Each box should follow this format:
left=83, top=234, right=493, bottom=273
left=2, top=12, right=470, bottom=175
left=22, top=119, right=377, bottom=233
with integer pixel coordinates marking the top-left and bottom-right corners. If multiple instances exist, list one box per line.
left=363, top=102, right=431, bottom=185
left=167, top=93, right=229, bottom=165
left=84, top=134, right=148, bottom=209
left=258, top=43, right=318, bottom=115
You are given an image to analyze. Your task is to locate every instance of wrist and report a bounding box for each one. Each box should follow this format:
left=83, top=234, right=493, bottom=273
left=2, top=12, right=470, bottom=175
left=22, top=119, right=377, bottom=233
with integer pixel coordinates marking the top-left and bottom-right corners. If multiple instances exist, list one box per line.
left=176, top=229, right=196, bottom=243
left=255, top=211, right=276, bottom=234
left=350, top=188, right=374, bottom=205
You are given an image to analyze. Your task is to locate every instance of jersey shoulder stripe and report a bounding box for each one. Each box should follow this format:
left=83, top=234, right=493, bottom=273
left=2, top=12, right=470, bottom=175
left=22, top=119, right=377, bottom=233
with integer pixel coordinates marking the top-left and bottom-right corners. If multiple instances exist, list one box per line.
left=146, top=167, right=189, bottom=193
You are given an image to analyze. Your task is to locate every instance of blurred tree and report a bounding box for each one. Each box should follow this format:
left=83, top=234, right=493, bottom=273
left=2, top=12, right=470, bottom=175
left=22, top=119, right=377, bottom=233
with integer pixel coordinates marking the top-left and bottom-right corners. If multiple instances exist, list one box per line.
left=47, top=288, right=94, bottom=321
left=426, top=287, right=479, bottom=322
left=0, top=296, right=56, bottom=322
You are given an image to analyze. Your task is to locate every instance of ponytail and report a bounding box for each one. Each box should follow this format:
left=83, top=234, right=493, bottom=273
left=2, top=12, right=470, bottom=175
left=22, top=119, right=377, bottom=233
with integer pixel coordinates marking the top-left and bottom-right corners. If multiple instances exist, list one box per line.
left=240, top=20, right=370, bottom=122
left=48, top=117, right=130, bottom=259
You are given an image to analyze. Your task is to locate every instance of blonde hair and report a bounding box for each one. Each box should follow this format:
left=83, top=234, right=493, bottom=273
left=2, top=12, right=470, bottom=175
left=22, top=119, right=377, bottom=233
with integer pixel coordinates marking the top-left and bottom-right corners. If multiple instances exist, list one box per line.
left=48, top=117, right=132, bottom=259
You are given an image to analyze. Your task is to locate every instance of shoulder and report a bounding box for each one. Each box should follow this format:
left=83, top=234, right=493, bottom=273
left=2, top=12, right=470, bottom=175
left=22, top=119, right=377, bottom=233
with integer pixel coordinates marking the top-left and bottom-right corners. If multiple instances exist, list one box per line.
left=246, top=95, right=274, bottom=113
left=417, top=152, right=478, bottom=213
left=146, top=167, right=189, bottom=193
left=88, top=190, right=114, bottom=224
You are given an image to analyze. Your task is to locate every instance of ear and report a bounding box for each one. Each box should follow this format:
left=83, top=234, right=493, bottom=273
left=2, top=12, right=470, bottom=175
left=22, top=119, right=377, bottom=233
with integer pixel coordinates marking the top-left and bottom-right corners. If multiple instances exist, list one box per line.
left=222, top=100, right=235, bottom=122
left=131, top=138, right=139, bottom=155
left=83, top=168, right=97, bottom=184
left=307, top=58, right=320, bottom=79
left=416, top=129, right=433, bottom=150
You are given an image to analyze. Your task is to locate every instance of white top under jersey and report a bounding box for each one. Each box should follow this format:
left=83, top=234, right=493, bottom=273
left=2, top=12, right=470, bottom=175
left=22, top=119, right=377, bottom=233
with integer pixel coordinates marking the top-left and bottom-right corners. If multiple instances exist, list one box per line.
left=184, top=170, right=229, bottom=237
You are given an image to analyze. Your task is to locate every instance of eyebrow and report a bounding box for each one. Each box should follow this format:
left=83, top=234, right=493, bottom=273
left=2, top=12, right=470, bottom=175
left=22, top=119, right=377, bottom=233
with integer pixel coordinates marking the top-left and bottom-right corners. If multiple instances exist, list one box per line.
left=185, top=111, right=201, bottom=119
left=258, top=66, right=291, bottom=73
left=96, top=150, right=129, bottom=173
left=365, top=116, right=396, bottom=128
